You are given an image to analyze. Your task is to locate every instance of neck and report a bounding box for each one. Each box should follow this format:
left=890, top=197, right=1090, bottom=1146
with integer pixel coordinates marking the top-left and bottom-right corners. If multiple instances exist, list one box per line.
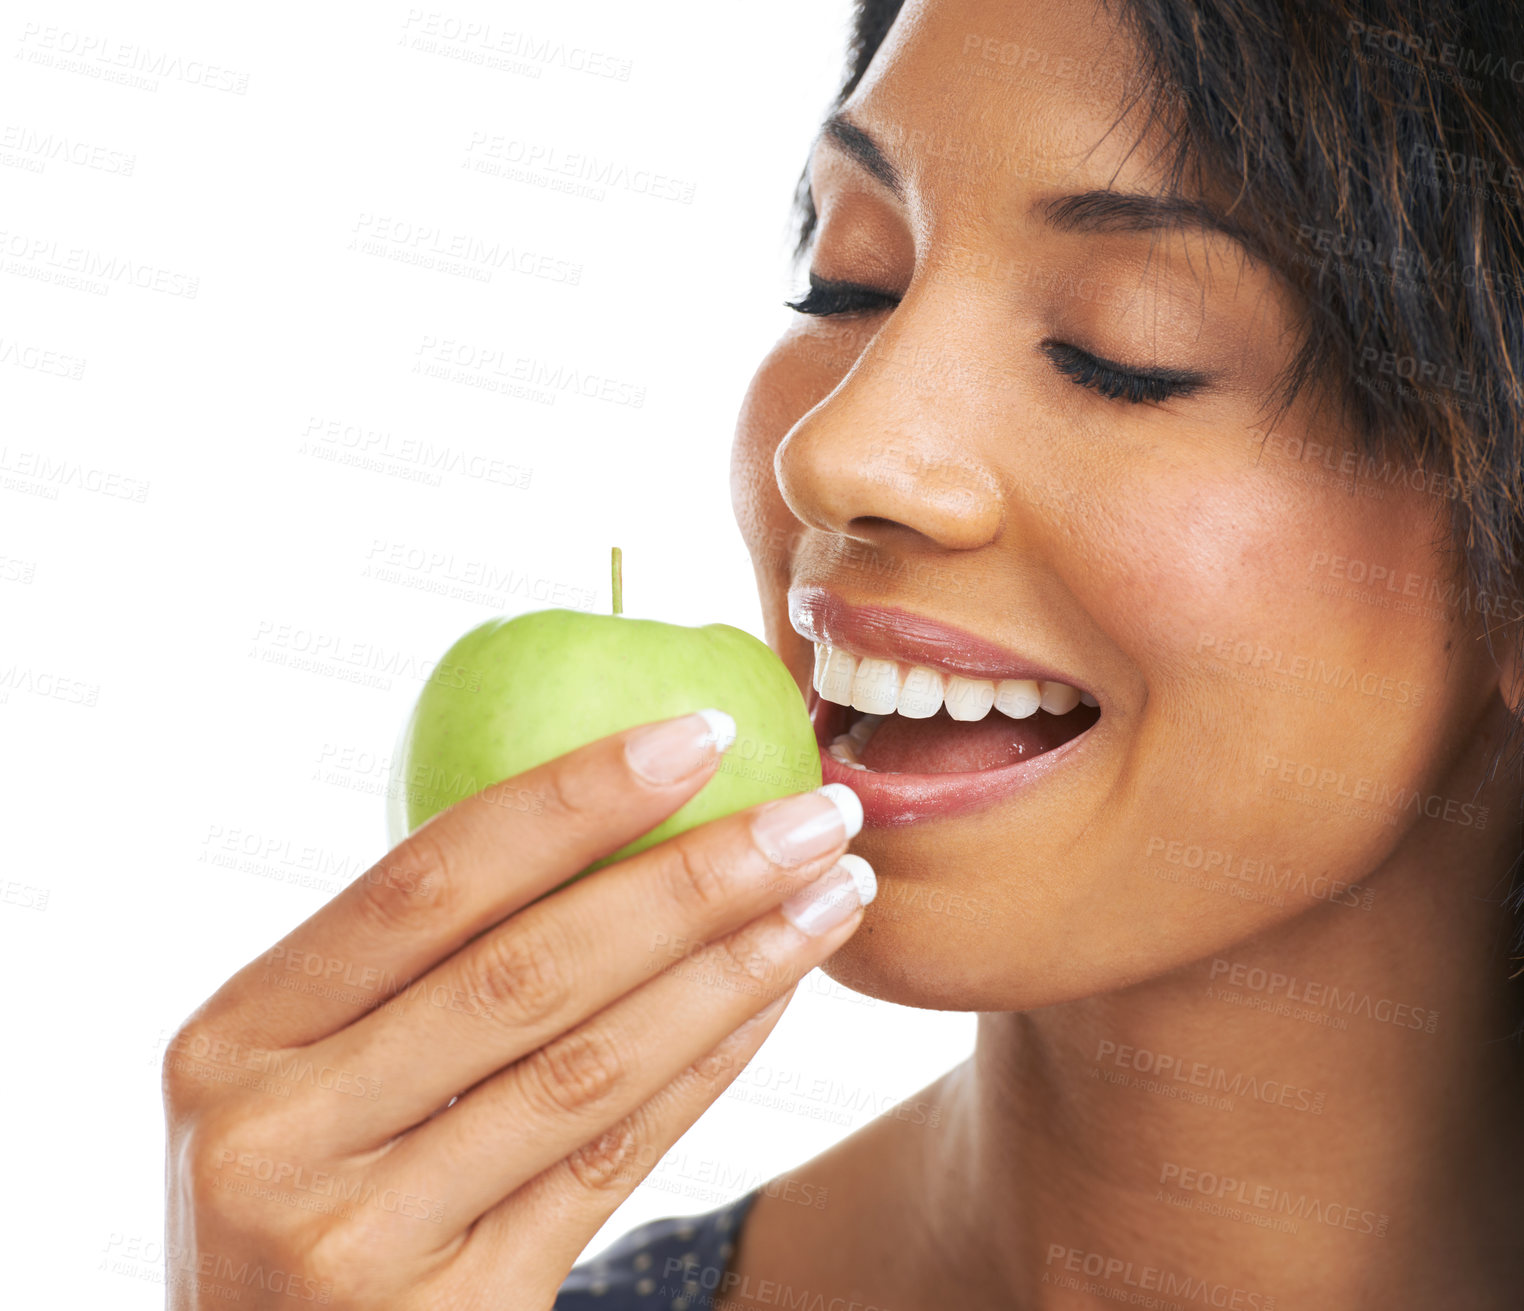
left=913, top=816, right=1524, bottom=1310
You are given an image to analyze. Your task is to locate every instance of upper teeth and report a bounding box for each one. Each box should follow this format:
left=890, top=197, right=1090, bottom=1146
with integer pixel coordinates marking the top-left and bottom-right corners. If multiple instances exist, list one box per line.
left=810, top=642, right=1092, bottom=721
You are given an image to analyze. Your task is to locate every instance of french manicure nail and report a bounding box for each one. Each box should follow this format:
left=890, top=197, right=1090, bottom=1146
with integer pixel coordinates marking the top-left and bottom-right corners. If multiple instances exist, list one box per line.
left=782, top=854, right=876, bottom=936
left=625, top=709, right=736, bottom=785
left=750, top=783, right=863, bottom=866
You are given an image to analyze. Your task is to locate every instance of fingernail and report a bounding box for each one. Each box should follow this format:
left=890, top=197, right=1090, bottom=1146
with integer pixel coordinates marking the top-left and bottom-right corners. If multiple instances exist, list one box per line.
left=625, top=710, right=736, bottom=784
left=750, top=783, right=863, bottom=866
left=782, top=854, right=876, bottom=936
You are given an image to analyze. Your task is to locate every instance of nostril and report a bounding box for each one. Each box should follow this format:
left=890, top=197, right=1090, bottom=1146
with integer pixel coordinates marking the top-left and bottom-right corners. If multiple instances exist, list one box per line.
left=846, top=515, right=904, bottom=535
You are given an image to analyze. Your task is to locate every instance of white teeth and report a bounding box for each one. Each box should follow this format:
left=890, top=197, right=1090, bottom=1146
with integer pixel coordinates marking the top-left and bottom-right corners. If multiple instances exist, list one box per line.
left=847, top=713, right=885, bottom=748
left=994, top=679, right=1041, bottom=719
left=810, top=642, right=1094, bottom=723
left=851, top=658, right=900, bottom=714
left=897, top=665, right=944, bottom=719
left=812, top=643, right=829, bottom=694
left=1039, top=681, right=1080, bottom=715
left=944, top=675, right=996, bottom=721
left=819, top=646, right=858, bottom=706
left=827, top=735, right=868, bottom=770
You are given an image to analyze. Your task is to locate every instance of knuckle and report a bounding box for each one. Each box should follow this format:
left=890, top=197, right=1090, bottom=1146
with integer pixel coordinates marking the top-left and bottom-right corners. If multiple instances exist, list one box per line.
left=691, top=1043, right=747, bottom=1083
left=301, top=1221, right=391, bottom=1301
left=160, top=1023, right=204, bottom=1103
left=535, top=755, right=601, bottom=826
left=469, top=921, right=572, bottom=1029
left=161, top=1022, right=244, bottom=1107
left=660, top=835, right=736, bottom=914
left=182, top=1116, right=240, bottom=1195
left=521, top=1027, right=626, bottom=1118
left=356, top=826, right=458, bottom=935
left=178, top=1109, right=295, bottom=1221
left=564, top=1116, right=643, bottom=1192
left=700, top=924, right=781, bottom=1000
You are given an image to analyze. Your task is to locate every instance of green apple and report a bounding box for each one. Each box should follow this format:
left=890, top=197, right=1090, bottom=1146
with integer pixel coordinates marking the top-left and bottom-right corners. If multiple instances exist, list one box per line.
left=386, top=553, right=821, bottom=882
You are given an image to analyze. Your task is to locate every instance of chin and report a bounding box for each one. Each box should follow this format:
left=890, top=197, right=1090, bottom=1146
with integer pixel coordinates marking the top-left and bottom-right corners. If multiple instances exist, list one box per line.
left=813, top=885, right=1045, bottom=1012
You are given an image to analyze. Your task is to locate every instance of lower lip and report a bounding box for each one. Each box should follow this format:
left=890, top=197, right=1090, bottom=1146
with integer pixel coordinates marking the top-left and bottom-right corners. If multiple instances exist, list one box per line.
left=809, top=690, right=1097, bottom=827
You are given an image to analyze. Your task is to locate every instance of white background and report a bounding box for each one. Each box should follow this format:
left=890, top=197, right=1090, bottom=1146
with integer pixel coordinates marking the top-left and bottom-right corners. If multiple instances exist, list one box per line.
left=0, top=1, right=977, bottom=1304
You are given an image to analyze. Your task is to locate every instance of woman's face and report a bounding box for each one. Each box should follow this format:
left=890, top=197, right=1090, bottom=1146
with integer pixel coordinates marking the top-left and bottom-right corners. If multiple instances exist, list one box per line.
left=731, top=0, right=1513, bottom=1009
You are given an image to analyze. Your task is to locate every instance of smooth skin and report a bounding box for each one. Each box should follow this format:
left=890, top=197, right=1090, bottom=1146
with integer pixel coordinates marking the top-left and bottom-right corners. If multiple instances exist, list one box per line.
left=162, top=714, right=863, bottom=1309
left=725, top=0, right=1524, bottom=1308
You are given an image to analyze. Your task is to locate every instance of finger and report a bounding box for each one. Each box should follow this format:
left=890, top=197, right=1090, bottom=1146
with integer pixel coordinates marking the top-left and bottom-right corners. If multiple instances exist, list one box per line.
left=373, top=857, right=874, bottom=1238
left=311, top=784, right=863, bottom=1145
left=193, top=710, right=738, bottom=1048
left=459, top=985, right=799, bottom=1297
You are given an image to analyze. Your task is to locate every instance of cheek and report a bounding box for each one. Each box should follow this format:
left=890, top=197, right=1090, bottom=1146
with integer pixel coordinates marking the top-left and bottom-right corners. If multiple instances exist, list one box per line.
left=1086, top=444, right=1477, bottom=871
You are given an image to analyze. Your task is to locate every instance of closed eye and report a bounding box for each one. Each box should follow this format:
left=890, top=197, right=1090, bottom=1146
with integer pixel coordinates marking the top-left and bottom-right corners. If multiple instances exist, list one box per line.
left=785, top=272, right=1206, bottom=405
left=1040, top=341, right=1205, bottom=405
left=784, top=273, right=900, bottom=317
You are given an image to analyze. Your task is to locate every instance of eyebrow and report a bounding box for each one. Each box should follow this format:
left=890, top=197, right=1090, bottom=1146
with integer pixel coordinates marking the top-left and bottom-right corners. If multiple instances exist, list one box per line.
left=819, top=110, right=1263, bottom=263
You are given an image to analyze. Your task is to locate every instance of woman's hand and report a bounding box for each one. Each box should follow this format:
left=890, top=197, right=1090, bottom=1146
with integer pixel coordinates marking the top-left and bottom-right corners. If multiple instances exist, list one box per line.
left=162, top=710, right=870, bottom=1309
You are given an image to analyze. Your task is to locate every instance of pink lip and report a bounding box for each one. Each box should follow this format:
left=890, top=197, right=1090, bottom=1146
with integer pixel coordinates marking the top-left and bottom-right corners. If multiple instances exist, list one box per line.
left=790, top=585, right=1100, bottom=827
left=788, top=585, right=1094, bottom=692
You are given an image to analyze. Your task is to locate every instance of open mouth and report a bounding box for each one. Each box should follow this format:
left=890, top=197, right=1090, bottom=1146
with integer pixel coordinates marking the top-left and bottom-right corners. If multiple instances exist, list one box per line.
left=788, top=587, right=1103, bottom=826
left=810, top=642, right=1101, bottom=773
left=803, top=642, right=1102, bottom=826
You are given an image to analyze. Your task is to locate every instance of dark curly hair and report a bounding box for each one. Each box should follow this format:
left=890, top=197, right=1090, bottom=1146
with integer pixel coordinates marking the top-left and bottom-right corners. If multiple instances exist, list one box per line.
left=790, top=0, right=1524, bottom=972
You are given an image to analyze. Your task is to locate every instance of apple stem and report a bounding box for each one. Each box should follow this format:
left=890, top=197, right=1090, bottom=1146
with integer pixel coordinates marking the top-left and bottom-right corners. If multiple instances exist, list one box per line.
left=611, top=546, right=623, bottom=616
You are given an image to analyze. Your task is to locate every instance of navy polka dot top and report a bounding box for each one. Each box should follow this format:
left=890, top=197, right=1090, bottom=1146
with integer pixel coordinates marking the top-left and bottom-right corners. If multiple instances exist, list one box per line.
left=554, top=1187, right=764, bottom=1310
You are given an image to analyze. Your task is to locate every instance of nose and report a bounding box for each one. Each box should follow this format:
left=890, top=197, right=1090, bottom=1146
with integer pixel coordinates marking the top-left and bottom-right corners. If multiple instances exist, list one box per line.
left=773, top=304, right=1007, bottom=554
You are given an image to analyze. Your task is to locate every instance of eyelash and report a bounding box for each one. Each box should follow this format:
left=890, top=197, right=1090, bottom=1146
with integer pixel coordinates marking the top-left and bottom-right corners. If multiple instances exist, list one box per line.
left=784, top=275, right=1203, bottom=406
